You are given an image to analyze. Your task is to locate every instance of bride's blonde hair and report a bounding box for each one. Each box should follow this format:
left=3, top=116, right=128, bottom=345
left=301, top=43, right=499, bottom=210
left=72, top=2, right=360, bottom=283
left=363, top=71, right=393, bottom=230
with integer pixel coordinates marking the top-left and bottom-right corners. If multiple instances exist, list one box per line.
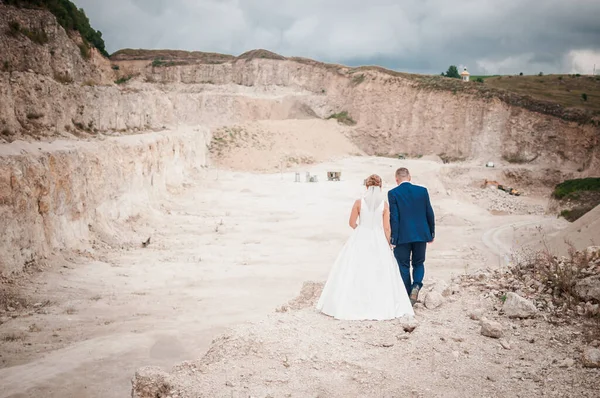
left=365, top=174, right=382, bottom=188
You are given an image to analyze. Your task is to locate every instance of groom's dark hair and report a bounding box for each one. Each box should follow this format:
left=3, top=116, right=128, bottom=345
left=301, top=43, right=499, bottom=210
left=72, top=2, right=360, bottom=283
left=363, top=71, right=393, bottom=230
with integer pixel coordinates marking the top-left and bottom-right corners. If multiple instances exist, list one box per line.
left=395, top=167, right=410, bottom=180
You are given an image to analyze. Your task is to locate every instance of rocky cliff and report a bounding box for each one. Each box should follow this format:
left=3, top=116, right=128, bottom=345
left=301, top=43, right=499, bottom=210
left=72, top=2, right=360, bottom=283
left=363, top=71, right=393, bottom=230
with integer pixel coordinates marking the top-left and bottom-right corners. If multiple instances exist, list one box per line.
left=0, top=126, right=210, bottom=277
left=1, top=4, right=599, bottom=276
left=2, top=5, right=599, bottom=172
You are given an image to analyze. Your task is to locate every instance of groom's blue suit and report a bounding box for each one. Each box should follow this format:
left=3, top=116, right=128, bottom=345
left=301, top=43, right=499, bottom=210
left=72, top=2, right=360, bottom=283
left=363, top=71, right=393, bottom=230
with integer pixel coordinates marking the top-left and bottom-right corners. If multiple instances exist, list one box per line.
left=388, top=182, right=435, bottom=294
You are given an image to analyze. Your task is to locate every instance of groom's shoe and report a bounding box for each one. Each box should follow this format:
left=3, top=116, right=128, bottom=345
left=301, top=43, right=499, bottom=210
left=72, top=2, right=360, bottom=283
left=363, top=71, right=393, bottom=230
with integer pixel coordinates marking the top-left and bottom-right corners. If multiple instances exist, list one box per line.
left=409, top=286, right=420, bottom=306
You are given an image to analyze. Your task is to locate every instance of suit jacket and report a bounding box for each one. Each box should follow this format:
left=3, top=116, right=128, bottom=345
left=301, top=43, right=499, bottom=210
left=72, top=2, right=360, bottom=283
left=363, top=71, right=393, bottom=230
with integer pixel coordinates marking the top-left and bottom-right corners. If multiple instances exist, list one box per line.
left=388, top=182, right=435, bottom=245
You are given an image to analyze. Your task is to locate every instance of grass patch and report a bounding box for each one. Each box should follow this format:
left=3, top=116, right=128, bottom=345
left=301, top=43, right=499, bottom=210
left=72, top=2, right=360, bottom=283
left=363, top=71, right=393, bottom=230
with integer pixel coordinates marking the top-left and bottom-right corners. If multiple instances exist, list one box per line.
left=351, top=73, right=365, bottom=85
left=327, top=111, right=356, bottom=126
left=151, top=58, right=179, bottom=68
left=8, top=20, right=21, bottom=37
left=553, top=178, right=600, bottom=199
left=469, top=75, right=501, bottom=81
left=479, top=74, right=600, bottom=114
left=2, top=333, right=25, bottom=342
left=6, top=20, right=48, bottom=45
left=115, top=75, right=133, bottom=85
left=208, top=126, right=249, bottom=157
left=152, top=58, right=166, bottom=67
left=78, top=41, right=91, bottom=60
left=560, top=207, right=594, bottom=222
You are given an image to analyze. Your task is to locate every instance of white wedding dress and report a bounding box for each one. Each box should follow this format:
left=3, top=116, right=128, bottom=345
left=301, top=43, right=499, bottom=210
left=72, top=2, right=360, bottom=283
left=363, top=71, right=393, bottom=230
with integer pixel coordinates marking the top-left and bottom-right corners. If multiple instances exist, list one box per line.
left=316, top=187, right=414, bottom=320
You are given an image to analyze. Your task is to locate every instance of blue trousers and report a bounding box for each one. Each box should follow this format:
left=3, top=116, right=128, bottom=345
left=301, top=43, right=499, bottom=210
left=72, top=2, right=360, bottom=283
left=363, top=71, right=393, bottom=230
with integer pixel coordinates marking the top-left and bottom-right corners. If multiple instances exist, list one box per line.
left=393, top=242, right=427, bottom=294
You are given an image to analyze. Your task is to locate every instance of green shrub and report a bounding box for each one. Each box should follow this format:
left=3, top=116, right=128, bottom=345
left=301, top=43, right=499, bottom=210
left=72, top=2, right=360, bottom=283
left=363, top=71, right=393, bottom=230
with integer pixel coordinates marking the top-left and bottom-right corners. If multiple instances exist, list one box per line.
left=152, top=58, right=166, bottom=67
left=8, top=20, right=21, bottom=36
left=23, top=26, right=48, bottom=44
left=115, top=75, right=133, bottom=85
left=442, top=65, right=460, bottom=79
left=4, top=0, right=108, bottom=56
left=327, top=111, right=356, bottom=126
left=475, top=77, right=484, bottom=83
left=560, top=207, right=594, bottom=222
left=582, top=93, right=588, bottom=102
left=553, top=178, right=600, bottom=199
left=78, top=42, right=90, bottom=59
left=6, top=20, right=48, bottom=44
left=352, top=73, right=365, bottom=85
left=151, top=58, right=177, bottom=68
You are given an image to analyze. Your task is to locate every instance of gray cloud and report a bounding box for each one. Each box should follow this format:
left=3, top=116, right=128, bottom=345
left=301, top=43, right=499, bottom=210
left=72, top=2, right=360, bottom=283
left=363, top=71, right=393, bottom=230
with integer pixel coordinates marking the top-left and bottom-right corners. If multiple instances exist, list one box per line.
left=76, top=0, right=600, bottom=75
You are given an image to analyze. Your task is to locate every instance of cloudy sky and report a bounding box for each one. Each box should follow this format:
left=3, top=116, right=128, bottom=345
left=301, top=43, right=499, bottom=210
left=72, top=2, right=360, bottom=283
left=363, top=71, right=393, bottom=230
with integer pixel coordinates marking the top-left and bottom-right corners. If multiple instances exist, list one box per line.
left=76, top=0, right=600, bottom=75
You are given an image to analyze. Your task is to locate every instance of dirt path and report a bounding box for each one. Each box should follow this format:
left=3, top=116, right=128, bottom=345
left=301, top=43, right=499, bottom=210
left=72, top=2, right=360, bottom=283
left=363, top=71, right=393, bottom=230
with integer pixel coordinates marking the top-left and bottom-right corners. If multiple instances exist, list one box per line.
left=0, top=157, right=557, bottom=397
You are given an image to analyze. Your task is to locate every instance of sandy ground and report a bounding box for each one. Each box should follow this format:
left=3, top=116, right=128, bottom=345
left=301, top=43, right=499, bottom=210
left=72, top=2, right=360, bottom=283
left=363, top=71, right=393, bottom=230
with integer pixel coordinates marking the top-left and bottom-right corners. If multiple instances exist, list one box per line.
left=208, top=119, right=363, bottom=172
left=130, top=280, right=599, bottom=398
left=0, top=156, right=561, bottom=397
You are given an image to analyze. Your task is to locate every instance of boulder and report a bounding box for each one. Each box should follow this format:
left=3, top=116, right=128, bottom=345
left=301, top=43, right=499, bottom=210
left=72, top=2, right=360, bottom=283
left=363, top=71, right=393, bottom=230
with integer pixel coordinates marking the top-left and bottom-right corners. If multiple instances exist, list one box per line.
left=585, top=246, right=600, bottom=257
left=480, top=319, right=503, bottom=339
left=425, top=291, right=444, bottom=309
left=469, top=308, right=485, bottom=321
left=582, top=347, right=600, bottom=368
left=502, top=292, right=538, bottom=318
left=574, top=276, right=600, bottom=302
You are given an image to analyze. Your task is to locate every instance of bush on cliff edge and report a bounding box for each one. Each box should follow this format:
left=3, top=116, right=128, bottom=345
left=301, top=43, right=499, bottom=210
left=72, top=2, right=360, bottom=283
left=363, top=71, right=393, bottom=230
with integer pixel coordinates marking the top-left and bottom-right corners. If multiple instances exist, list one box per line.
left=4, top=0, right=108, bottom=57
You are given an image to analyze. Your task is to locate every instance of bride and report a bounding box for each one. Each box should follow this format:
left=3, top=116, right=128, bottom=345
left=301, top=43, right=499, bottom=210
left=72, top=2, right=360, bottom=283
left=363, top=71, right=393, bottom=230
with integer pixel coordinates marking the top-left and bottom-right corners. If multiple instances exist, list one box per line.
left=316, top=174, right=414, bottom=320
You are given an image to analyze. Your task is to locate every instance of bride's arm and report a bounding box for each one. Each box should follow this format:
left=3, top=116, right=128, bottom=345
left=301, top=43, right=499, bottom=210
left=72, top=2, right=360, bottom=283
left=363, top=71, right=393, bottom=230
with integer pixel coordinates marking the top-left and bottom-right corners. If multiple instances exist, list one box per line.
left=383, top=202, right=391, bottom=243
left=349, top=199, right=360, bottom=229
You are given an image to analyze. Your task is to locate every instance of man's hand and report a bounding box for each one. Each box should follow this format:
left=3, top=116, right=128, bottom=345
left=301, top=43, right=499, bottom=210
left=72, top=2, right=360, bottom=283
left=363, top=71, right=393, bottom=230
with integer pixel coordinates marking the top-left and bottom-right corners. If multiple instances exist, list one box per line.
left=428, top=238, right=435, bottom=244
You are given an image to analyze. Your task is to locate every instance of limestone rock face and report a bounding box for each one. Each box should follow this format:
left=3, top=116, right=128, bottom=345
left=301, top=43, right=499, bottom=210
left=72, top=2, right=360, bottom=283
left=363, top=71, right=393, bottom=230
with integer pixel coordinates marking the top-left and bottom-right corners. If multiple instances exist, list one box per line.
left=575, top=276, right=600, bottom=302
left=0, top=127, right=211, bottom=277
left=1, top=3, right=600, bottom=278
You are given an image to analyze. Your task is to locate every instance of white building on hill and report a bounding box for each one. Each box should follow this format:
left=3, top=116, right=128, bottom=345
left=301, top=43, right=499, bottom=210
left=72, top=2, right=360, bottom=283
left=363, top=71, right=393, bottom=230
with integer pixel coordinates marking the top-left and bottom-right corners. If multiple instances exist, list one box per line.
left=461, top=68, right=470, bottom=82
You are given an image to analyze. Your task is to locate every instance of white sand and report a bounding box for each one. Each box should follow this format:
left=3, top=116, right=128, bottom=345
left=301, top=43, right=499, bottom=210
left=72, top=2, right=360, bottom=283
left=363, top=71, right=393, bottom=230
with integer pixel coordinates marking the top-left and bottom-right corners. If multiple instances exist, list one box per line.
left=0, top=156, right=560, bottom=397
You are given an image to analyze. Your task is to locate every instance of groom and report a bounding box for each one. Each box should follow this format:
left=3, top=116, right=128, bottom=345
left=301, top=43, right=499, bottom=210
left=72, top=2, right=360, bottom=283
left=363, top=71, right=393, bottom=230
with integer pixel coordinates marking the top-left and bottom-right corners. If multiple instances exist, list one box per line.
left=388, top=167, right=435, bottom=305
